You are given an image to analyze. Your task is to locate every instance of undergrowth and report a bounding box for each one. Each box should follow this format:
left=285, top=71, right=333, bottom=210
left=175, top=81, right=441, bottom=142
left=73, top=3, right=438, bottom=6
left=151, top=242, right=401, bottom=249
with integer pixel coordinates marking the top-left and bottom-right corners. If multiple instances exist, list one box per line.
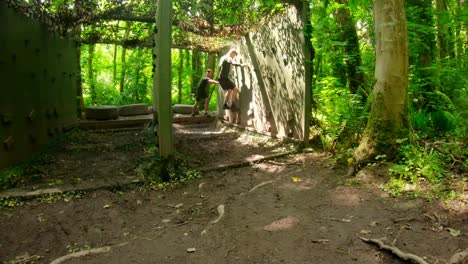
left=137, top=147, right=201, bottom=190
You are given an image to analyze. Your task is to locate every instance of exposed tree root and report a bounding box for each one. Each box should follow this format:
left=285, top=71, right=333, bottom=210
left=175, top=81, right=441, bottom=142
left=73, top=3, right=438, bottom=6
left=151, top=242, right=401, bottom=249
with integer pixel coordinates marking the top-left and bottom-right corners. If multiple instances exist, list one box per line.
left=50, top=243, right=128, bottom=264
left=248, top=180, right=274, bottom=193
left=360, top=237, right=428, bottom=264
left=201, top=204, right=225, bottom=235
left=210, top=204, right=225, bottom=224
left=450, top=248, right=468, bottom=264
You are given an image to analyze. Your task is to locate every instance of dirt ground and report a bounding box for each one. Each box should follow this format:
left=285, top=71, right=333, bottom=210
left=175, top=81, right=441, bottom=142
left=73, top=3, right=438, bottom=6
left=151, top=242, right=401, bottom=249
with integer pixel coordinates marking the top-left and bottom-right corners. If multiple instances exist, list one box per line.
left=0, top=121, right=467, bottom=264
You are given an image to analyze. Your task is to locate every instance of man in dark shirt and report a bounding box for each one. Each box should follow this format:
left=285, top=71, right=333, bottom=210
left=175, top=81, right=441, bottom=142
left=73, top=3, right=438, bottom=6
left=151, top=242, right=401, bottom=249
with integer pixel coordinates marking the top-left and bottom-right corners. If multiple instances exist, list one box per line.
left=192, top=69, right=219, bottom=116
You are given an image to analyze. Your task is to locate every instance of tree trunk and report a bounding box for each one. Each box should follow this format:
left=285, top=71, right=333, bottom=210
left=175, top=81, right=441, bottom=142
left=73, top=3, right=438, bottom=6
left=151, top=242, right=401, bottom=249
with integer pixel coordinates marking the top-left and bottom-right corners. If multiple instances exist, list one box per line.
left=455, top=0, right=464, bottom=65
left=88, top=44, right=97, bottom=105
left=406, top=0, right=436, bottom=108
left=334, top=0, right=365, bottom=98
left=113, top=44, right=118, bottom=88
left=72, top=7, right=84, bottom=116
left=120, top=22, right=131, bottom=94
left=353, top=0, right=409, bottom=165
left=177, top=49, right=184, bottom=104
left=134, top=48, right=142, bottom=102
left=112, top=22, right=119, bottom=88
left=436, top=0, right=455, bottom=60
left=191, top=50, right=202, bottom=95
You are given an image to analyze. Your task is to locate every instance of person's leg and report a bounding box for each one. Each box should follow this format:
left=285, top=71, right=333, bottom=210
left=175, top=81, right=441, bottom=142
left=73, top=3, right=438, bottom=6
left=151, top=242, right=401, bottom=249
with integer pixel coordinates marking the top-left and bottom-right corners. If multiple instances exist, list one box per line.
left=232, top=87, right=239, bottom=104
left=203, top=98, right=209, bottom=113
left=192, top=101, right=199, bottom=116
left=224, top=89, right=232, bottom=107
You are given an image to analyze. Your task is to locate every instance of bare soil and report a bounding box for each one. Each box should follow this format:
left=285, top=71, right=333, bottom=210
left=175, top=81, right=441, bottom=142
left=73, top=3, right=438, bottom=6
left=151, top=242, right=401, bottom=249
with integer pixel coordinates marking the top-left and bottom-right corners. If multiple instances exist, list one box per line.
left=0, top=121, right=467, bottom=264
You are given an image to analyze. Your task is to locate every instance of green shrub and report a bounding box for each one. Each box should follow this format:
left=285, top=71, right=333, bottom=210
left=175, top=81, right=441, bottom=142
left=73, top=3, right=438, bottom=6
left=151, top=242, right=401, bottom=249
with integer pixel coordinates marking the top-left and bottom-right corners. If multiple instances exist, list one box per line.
left=412, top=110, right=430, bottom=131
left=0, top=166, right=23, bottom=190
left=389, top=144, right=447, bottom=184
left=431, top=110, right=456, bottom=134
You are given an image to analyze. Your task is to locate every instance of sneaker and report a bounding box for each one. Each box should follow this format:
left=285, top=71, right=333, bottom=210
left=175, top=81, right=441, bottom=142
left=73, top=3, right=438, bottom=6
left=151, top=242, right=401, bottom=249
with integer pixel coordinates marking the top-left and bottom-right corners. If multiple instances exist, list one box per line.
left=223, top=104, right=230, bottom=110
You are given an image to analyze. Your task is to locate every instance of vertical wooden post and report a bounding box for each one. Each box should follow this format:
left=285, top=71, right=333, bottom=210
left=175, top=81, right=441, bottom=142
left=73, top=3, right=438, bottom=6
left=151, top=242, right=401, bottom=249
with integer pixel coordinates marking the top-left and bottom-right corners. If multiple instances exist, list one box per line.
left=154, top=0, right=174, bottom=157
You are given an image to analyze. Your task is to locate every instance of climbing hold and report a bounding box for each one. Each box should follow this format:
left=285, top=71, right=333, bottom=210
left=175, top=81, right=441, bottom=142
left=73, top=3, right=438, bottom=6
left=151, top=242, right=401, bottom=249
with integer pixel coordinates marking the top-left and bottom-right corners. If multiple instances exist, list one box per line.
left=28, top=109, right=36, bottom=121
left=3, top=136, right=14, bottom=150
left=1, top=114, right=12, bottom=125
left=29, top=133, right=37, bottom=143
left=46, top=108, right=54, bottom=119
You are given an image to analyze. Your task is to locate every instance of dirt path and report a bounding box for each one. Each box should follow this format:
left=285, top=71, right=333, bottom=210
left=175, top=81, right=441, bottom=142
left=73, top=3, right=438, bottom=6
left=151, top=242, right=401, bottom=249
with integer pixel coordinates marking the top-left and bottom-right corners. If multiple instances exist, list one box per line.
left=0, top=124, right=466, bottom=264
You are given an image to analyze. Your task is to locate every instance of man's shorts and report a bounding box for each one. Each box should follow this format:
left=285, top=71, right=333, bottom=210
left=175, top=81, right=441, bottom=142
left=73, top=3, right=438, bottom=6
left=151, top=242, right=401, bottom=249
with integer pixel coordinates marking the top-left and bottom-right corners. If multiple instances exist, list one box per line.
left=218, top=78, right=236, bottom=90
left=196, top=86, right=208, bottom=101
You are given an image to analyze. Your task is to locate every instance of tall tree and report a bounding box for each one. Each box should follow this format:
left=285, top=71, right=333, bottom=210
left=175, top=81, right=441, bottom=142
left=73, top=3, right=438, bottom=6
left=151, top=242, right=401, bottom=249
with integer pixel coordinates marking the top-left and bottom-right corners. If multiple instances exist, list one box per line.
left=436, top=0, right=455, bottom=60
left=353, top=0, right=410, bottom=166
left=120, top=22, right=132, bottom=94
left=406, top=0, right=437, bottom=108
left=177, top=49, right=184, bottom=104
left=112, top=22, right=120, bottom=88
left=191, top=50, right=202, bottom=95
left=334, top=0, right=365, bottom=97
left=88, top=44, right=97, bottom=105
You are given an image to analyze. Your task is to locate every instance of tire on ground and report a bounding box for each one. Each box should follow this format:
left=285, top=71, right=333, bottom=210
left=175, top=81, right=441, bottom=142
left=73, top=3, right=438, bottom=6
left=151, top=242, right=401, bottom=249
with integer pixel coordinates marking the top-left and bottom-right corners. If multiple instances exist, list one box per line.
left=119, top=104, right=150, bottom=116
left=85, top=106, right=120, bottom=120
left=172, top=104, right=194, bottom=115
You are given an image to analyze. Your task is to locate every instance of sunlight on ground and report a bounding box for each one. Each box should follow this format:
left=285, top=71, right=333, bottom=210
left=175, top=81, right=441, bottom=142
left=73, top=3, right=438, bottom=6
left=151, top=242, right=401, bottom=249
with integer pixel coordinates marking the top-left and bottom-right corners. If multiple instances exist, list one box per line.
left=252, top=163, right=286, bottom=174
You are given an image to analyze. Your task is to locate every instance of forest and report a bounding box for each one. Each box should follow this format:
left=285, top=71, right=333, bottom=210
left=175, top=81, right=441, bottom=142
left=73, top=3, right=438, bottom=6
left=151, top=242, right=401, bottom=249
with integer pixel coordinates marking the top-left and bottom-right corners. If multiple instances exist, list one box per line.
left=7, top=0, right=464, bottom=197
left=0, top=0, right=467, bottom=263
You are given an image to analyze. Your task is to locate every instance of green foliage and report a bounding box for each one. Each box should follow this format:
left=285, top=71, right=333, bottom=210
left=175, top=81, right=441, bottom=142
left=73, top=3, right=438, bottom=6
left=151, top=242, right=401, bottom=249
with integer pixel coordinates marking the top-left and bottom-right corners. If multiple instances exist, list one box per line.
left=431, top=110, right=456, bottom=133
left=411, top=109, right=456, bottom=135
left=0, top=166, right=23, bottom=190
left=0, top=197, right=24, bottom=208
left=137, top=154, right=201, bottom=189
left=389, top=144, right=447, bottom=184
left=314, top=77, right=367, bottom=151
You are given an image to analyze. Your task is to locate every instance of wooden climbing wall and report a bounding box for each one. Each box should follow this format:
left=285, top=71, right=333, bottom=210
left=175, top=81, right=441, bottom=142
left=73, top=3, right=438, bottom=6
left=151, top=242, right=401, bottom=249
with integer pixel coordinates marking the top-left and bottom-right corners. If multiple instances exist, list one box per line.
left=0, top=3, right=78, bottom=169
left=217, top=5, right=310, bottom=141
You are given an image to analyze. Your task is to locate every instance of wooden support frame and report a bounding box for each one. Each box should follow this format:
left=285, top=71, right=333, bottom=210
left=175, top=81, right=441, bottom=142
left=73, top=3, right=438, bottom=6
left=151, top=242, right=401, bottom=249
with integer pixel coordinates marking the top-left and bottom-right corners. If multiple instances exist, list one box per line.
left=153, top=0, right=174, bottom=157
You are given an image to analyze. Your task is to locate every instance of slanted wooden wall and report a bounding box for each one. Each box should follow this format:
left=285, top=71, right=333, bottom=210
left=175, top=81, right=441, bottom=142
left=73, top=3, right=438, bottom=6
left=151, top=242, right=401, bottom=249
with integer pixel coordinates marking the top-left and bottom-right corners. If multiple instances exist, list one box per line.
left=218, top=5, right=309, bottom=141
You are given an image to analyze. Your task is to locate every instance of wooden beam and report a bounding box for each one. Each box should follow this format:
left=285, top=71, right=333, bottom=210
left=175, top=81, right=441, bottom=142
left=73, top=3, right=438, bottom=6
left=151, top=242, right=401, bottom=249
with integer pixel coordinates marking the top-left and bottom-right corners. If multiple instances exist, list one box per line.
left=154, top=0, right=174, bottom=157
left=79, top=36, right=226, bottom=52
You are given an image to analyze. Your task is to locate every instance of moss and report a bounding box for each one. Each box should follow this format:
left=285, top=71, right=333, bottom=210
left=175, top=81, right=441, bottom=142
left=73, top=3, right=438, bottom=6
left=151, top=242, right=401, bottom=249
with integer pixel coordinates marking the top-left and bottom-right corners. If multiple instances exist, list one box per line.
left=354, top=92, right=409, bottom=166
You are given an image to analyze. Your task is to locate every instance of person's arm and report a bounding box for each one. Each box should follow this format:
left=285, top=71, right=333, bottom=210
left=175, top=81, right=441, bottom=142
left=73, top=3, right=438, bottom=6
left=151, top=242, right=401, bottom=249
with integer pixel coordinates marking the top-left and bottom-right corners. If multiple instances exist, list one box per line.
left=231, top=61, right=248, bottom=67
left=208, top=79, right=219, bottom=85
